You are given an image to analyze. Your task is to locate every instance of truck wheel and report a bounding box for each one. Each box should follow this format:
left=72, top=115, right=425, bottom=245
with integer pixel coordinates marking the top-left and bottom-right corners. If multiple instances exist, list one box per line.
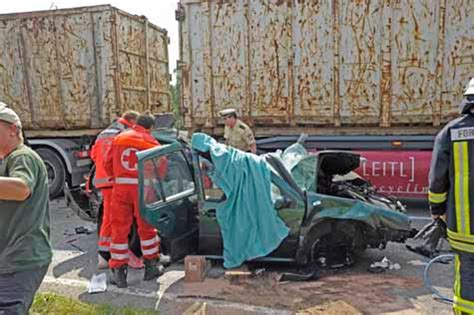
left=36, top=148, right=66, bottom=199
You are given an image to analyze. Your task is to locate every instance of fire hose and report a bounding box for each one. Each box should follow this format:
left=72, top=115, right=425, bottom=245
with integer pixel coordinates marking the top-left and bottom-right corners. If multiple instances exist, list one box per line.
left=423, top=254, right=455, bottom=304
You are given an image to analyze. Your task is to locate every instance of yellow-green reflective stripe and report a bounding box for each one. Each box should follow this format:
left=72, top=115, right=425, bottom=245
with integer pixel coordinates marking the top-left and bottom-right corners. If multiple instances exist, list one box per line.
left=429, top=191, right=447, bottom=203
left=454, top=142, right=470, bottom=235
left=455, top=254, right=461, bottom=297
left=454, top=142, right=463, bottom=233
left=454, top=304, right=474, bottom=314
left=448, top=229, right=474, bottom=244
left=454, top=295, right=474, bottom=311
left=449, top=239, right=474, bottom=253
left=462, top=142, right=470, bottom=235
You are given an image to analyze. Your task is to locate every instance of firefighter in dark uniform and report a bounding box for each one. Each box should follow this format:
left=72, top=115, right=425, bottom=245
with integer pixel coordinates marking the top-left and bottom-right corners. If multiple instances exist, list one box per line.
left=429, top=78, right=474, bottom=314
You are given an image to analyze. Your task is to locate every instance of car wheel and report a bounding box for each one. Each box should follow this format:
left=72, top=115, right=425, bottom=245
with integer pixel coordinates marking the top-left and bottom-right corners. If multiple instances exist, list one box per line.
left=36, top=148, right=66, bottom=199
left=310, top=234, right=354, bottom=268
left=307, top=221, right=357, bottom=268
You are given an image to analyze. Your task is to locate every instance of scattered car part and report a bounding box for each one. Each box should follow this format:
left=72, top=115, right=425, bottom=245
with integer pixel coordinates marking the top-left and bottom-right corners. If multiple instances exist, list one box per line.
left=88, top=273, right=107, bottom=294
left=406, top=218, right=448, bottom=258
left=368, top=257, right=401, bottom=273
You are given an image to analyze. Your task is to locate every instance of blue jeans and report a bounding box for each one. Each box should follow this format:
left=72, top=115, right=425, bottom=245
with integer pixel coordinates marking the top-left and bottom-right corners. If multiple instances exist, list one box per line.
left=0, top=265, right=49, bottom=315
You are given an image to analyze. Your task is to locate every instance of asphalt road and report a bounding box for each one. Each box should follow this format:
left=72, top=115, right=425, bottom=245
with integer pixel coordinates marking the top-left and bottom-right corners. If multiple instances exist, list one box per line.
left=38, top=198, right=455, bottom=314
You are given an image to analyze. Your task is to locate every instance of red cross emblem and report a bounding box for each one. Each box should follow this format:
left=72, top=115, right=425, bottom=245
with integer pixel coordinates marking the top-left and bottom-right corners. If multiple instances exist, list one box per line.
left=121, top=148, right=139, bottom=171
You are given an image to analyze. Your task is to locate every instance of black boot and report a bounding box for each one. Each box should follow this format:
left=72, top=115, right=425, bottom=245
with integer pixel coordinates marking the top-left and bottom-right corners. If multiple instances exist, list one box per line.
left=111, top=265, right=128, bottom=288
left=143, top=258, right=165, bottom=281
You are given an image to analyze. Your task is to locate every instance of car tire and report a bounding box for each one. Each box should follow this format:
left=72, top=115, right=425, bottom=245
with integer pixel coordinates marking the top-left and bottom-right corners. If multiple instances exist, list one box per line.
left=36, top=148, right=66, bottom=199
left=307, top=221, right=360, bottom=268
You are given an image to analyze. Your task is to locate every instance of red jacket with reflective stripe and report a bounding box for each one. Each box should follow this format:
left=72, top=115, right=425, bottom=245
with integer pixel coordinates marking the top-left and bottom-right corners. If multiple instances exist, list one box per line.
left=105, top=125, right=166, bottom=184
left=91, top=118, right=133, bottom=188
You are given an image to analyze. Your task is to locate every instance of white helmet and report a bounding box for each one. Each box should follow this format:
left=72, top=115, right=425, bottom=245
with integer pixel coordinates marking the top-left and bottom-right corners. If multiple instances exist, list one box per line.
left=464, top=78, right=474, bottom=96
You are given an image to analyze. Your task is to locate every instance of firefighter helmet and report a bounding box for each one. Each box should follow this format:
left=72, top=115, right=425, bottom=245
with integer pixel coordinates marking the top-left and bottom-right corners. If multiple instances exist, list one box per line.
left=462, top=78, right=474, bottom=114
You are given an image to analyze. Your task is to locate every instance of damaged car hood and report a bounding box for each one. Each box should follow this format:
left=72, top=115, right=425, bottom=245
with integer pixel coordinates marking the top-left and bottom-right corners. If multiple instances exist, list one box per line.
left=307, top=193, right=412, bottom=232
left=271, top=140, right=411, bottom=232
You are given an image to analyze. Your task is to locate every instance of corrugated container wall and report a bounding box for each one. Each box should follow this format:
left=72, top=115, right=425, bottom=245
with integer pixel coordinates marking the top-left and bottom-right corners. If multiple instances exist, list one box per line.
left=0, top=5, right=171, bottom=131
left=178, top=0, right=474, bottom=136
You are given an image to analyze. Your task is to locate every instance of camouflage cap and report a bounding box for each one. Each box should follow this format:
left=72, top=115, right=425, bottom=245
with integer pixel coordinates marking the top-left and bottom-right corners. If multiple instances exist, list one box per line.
left=0, top=102, right=21, bottom=128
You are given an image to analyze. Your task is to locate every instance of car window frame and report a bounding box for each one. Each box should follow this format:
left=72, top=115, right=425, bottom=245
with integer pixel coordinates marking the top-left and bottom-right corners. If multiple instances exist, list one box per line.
left=138, top=142, right=198, bottom=212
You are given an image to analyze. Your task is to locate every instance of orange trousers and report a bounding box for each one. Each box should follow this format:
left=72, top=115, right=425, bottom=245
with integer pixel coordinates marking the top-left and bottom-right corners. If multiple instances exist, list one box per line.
left=97, top=188, right=112, bottom=255
left=109, top=184, right=160, bottom=269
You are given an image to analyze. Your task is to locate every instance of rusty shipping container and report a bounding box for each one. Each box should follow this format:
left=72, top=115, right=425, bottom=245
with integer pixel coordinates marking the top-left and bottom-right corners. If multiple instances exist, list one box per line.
left=0, top=5, right=171, bottom=135
left=178, top=0, right=474, bottom=136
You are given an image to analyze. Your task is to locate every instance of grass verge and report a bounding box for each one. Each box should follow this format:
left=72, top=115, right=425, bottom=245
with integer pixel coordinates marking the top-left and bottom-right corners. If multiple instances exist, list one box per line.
left=32, top=292, right=158, bottom=315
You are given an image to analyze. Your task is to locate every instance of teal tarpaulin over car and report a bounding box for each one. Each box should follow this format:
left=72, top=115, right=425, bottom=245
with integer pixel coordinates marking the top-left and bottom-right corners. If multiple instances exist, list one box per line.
left=191, top=133, right=289, bottom=268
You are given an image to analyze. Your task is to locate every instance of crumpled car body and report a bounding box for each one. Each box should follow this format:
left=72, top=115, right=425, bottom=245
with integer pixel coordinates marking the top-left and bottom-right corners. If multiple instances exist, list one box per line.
left=136, top=136, right=412, bottom=267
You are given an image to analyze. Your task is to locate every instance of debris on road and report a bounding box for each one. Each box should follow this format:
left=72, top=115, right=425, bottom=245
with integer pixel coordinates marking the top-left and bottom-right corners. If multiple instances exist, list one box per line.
left=279, top=265, right=320, bottom=282
left=406, top=218, right=448, bottom=258
left=253, top=268, right=266, bottom=277
left=75, top=226, right=93, bottom=235
left=88, top=273, right=107, bottom=294
left=69, top=243, right=85, bottom=252
left=368, top=257, right=401, bottom=273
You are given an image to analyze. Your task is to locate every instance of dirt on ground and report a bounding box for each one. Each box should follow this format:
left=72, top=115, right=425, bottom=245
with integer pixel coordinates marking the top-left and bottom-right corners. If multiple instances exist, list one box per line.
left=166, top=269, right=423, bottom=314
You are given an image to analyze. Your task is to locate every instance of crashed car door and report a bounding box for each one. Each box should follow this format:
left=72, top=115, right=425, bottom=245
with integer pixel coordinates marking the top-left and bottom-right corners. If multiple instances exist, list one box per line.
left=191, top=154, right=225, bottom=255
left=137, top=142, right=199, bottom=261
left=193, top=153, right=306, bottom=260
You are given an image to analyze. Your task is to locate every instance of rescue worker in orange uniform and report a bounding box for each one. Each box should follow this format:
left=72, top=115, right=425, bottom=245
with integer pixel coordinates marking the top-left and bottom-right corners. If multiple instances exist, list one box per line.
left=105, top=112, right=167, bottom=288
left=91, top=110, right=138, bottom=269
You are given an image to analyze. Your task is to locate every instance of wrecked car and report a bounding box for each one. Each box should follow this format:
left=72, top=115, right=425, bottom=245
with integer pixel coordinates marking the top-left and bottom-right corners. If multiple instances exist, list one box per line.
left=136, top=135, right=413, bottom=268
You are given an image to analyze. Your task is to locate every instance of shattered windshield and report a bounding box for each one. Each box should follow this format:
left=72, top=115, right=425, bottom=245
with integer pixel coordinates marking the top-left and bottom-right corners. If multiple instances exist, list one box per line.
left=269, top=139, right=317, bottom=192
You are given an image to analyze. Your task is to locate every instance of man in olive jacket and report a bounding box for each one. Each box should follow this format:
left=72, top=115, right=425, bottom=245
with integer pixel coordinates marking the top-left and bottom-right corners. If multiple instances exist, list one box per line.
left=0, top=102, right=51, bottom=314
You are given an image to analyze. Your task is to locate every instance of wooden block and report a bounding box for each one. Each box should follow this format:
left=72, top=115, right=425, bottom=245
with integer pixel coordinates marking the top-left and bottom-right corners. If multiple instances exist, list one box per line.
left=224, top=268, right=253, bottom=285
left=224, top=271, right=253, bottom=278
left=184, top=255, right=210, bottom=282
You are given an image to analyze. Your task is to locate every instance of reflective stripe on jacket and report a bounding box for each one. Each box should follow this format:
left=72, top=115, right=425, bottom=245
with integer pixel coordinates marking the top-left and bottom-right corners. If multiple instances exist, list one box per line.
left=91, top=118, right=133, bottom=188
left=429, top=113, right=474, bottom=253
